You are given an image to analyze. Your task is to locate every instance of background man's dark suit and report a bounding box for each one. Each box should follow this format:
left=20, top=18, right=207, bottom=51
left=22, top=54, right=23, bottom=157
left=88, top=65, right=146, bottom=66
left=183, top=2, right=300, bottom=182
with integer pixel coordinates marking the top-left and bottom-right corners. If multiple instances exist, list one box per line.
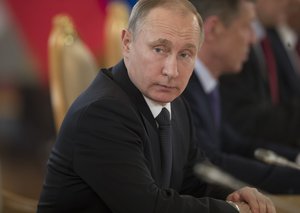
left=37, top=61, right=236, bottom=213
left=183, top=72, right=300, bottom=194
left=268, top=28, right=300, bottom=101
left=220, top=44, right=300, bottom=147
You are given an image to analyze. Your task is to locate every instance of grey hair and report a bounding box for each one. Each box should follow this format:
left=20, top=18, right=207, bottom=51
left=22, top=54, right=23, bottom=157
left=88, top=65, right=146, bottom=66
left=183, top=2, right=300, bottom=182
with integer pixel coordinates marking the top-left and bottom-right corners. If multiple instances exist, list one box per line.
left=127, top=0, right=204, bottom=44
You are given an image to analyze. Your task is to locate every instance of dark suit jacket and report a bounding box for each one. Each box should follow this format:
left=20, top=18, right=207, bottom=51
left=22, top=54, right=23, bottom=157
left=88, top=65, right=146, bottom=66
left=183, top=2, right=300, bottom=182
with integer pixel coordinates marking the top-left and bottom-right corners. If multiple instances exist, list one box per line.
left=220, top=43, right=300, bottom=147
left=37, top=61, right=236, bottom=213
left=268, top=28, right=300, bottom=102
left=183, top=72, right=300, bottom=194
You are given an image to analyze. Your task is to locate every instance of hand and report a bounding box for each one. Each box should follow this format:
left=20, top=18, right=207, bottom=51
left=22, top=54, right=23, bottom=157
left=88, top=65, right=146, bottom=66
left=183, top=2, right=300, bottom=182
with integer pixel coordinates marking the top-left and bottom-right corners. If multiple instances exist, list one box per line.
left=226, top=187, right=276, bottom=213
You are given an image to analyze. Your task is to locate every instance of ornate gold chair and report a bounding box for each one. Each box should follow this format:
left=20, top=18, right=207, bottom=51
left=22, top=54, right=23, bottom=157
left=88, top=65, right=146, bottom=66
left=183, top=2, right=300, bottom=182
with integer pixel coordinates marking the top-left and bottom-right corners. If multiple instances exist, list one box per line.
left=103, top=1, right=129, bottom=67
left=48, top=14, right=98, bottom=132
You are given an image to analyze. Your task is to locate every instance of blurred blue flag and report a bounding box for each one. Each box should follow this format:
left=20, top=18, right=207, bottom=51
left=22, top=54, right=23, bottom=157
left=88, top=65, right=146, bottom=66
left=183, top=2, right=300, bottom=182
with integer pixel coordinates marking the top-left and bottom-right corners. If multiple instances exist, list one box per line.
left=126, top=0, right=137, bottom=7
left=108, top=0, right=137, bottom=8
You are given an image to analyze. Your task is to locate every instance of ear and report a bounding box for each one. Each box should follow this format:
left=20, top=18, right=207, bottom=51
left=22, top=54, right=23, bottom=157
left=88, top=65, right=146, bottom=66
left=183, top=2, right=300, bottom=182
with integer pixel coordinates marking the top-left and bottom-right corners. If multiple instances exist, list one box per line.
left=203, top=16, right=224, bottom=41
left=121, top=29, right=132, bottom=55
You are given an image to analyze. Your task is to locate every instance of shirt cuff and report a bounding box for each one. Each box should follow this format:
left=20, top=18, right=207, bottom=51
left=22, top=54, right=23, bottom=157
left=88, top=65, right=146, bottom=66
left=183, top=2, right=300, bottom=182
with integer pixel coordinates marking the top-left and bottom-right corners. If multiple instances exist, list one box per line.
left=226, top=201, right=240, bottom=212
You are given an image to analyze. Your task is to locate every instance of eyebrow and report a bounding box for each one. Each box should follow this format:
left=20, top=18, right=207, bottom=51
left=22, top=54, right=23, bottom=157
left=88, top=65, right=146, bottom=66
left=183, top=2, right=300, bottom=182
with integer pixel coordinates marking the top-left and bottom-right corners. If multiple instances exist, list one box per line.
left=150, top=38, right=172, bottom=47
left=150, top=38, right=197, bottom=50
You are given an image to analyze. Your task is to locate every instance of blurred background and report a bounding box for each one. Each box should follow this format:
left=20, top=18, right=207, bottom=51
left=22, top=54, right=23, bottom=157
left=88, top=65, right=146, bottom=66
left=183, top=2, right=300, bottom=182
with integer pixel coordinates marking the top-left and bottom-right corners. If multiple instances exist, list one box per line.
left=0, top=0, right=137, bottom=212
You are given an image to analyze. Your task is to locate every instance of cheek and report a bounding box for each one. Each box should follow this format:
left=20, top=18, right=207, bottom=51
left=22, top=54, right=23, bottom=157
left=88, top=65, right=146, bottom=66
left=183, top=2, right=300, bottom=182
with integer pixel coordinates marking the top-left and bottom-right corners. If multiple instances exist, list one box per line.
left=179, top=67, right=194, bottom=87
left=139, top=64, right=160, bottom=87
left=235, top=33, right=248, bottom=49
left=232, top=53, right=244, bottom=70
left=221, top=52, right=239, bottom=70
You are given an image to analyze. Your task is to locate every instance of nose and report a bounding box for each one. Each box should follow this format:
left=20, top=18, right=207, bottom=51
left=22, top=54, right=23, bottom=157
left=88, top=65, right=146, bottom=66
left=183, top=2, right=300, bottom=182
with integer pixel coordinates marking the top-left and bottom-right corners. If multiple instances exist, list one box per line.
left=162, top=55, right=179, bottom=79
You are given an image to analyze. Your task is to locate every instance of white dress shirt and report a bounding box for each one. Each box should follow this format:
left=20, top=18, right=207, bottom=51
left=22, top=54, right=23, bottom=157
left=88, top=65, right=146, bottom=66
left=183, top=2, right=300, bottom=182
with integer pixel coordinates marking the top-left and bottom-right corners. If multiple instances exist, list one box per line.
left=143, top=96, right=171, bottom=120
left=194, top=58, right=218, bottom=94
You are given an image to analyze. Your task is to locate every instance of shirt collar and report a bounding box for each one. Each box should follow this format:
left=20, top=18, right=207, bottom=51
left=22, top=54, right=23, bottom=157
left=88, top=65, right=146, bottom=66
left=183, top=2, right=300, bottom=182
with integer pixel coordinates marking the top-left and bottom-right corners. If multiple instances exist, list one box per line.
left=194, top=58, right=218, bottom=94
left=253, top=19, right=266, bottom=42
left=277, top=24, right=298, bottom=50
left=143, top=96, right=171, bottom=119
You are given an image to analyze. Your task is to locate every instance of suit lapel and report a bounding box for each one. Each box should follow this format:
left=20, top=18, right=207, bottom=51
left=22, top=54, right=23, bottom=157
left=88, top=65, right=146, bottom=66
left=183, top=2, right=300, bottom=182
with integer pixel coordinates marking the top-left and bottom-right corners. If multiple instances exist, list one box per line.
left=111, top=60, right=157, bottom=130
left=190, top=73, right=217, bottom=131
left=169, top=100, right=189, bottom=188
left=111, top=60, right=165, bottom=184
left=185, top=73, right=221, bottom=149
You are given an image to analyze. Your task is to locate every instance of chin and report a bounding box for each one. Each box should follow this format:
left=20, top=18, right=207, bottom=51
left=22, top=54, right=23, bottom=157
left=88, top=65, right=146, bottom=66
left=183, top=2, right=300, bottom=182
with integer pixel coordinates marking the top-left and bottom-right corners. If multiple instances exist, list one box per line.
left=148, top=96, right=170, bottom=105
left=226, top=67, right=241, bottom=75
left=231, top=62, right=243, bottom=73
left=151, top=92, right=178, bottom=104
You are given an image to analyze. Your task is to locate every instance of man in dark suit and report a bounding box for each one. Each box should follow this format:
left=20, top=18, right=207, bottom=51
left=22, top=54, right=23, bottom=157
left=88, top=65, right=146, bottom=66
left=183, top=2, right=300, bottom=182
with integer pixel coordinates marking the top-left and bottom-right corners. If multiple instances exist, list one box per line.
left=37, top=0, right=275, bottom=212
left=185, top=0, right=300, bottom=194
left=276, top=0, right=300, bottom=94
left=219, top=0, right=300, bottom=147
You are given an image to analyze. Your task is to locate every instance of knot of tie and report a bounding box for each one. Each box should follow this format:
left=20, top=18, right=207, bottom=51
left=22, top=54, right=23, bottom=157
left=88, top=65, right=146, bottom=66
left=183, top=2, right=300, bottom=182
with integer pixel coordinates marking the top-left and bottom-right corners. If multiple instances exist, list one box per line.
left=156, top=107, right=170, bottom=127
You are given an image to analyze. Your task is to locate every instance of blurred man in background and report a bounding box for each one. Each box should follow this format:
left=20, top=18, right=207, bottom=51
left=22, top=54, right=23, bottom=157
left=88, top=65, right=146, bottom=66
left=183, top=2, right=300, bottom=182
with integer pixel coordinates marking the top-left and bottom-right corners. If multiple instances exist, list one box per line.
left=220, top=0, right=300, bottom=147
left=277, top=0, right=300, bottom=78
left=185, top=0, right=300, bottom=195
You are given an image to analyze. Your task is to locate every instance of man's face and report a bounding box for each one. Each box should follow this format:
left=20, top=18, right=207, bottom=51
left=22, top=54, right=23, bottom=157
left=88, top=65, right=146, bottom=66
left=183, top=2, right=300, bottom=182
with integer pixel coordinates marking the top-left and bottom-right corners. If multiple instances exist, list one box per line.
left=216, top=1, right=256, bottom=73
left=122, top=7, right=201, bottom=105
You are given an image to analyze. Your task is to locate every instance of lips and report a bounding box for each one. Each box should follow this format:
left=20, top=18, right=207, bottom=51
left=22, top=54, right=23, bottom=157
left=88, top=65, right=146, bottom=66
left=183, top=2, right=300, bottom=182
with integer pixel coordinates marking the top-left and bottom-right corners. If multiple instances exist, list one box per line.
left=161, top=84, right=174, bottom=89
left=156, top=83, right=176, bottom=90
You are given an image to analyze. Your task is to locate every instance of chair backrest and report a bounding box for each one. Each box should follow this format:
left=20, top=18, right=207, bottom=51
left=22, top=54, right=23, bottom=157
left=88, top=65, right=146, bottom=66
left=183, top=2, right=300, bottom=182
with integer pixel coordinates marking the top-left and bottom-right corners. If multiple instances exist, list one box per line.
left=103, top=1, right=129, bottom=67
left=48, top=14, right=97, bottom=132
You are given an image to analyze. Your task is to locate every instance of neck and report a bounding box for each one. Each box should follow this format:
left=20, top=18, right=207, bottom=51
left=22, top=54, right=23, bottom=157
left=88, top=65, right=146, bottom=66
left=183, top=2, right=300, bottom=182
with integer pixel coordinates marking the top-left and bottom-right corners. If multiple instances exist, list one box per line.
left=198, top=50, right=221, bottom=80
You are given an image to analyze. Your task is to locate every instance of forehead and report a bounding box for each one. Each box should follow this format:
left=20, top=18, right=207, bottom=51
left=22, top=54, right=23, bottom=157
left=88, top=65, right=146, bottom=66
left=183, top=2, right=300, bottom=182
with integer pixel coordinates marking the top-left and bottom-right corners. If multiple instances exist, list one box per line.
left=138, top=7, right=201, bottom=46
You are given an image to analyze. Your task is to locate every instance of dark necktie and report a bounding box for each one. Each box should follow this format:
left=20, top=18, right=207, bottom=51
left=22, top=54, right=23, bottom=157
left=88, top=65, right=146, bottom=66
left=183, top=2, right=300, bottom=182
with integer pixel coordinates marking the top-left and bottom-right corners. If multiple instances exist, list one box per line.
left=155, top=107, right=172, bottom=188
left=208, top=87, right=221, bottom=129
left=261, top=36, right=279, bottom=105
